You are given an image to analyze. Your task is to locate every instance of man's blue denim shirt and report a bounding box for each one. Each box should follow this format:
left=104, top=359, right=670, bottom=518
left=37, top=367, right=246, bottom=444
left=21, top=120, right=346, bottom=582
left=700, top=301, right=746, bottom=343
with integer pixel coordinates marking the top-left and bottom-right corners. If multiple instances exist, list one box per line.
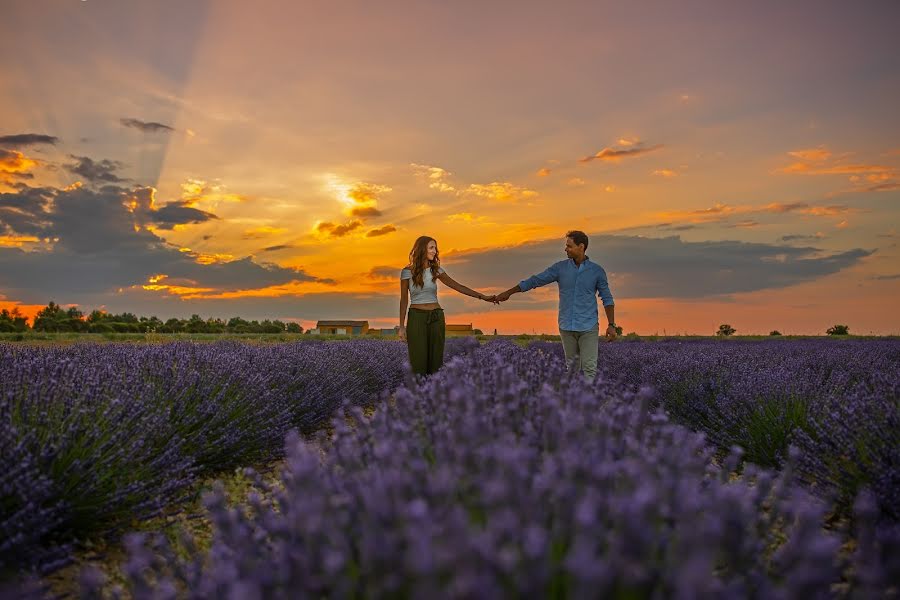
left=518, top=257, right=614, bottom=332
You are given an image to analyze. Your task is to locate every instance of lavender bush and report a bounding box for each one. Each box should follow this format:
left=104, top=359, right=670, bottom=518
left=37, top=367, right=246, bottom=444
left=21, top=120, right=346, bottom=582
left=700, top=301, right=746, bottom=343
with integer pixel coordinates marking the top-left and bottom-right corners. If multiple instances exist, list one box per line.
left=1, top=339, right=484, bottom=577
left=530, top=339, right=900, bottom=522
left=92, top=340, right=898, bottom=599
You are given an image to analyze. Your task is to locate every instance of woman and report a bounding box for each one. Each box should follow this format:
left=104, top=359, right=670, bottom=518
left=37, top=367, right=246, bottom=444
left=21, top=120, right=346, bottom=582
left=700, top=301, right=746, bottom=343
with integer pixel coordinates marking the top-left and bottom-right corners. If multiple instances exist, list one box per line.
left=399, top=235, right=496, bottom=376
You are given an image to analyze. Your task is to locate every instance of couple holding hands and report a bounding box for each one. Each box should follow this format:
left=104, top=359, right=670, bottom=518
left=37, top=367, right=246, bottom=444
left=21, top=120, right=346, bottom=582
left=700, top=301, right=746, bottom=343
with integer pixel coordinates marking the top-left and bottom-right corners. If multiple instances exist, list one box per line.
left=399, top=230, right=616, bottom=379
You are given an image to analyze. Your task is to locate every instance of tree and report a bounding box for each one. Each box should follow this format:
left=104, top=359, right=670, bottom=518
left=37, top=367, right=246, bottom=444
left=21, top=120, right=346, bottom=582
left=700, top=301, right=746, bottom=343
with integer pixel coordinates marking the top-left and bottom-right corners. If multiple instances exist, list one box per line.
left=0, top=308, right=29, bottom=332
left=185, top=314, right=207, bottom=333
left=716, top=324, right=736, bottom=337
left=33, top=302, right=69, bottom=332
left=614, top=325, right=624, bottom=336
left=769, top=330, right=782, bottom=336
left=66, top=306, right=87, bottom=332
left=286, top=322, right=303, bottom=333
left=260, top=319, right=284, bottom=333
left=161, top=318, right=184, bottom=333
left=826, top=324, right=850, bottom=336
left=87, top=309, right=107, bottom=324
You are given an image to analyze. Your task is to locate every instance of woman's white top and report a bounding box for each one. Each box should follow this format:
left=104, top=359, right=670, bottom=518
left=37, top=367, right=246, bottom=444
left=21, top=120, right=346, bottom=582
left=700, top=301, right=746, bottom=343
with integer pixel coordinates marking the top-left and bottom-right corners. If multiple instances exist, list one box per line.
left=401, top=266, right=445, bottom=304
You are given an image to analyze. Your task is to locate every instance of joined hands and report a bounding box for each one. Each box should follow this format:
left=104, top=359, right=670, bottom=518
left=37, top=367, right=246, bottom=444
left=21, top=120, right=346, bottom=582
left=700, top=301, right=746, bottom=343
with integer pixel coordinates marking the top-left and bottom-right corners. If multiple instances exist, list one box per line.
left=479, top=291, right=512, bottom=305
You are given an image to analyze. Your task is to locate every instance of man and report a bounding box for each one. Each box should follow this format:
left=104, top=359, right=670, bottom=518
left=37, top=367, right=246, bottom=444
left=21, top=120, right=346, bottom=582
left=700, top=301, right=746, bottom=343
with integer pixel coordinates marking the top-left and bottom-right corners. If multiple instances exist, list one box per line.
left=496, top=230, right=616, bottom=379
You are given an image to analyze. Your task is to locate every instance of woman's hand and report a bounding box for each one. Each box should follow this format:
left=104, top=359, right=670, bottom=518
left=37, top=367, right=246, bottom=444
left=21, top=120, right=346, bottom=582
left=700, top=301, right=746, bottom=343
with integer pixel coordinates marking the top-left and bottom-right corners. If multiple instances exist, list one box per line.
left=479, top=293, right=499, bottom=304
left=398, top=325, right=406, bottom=341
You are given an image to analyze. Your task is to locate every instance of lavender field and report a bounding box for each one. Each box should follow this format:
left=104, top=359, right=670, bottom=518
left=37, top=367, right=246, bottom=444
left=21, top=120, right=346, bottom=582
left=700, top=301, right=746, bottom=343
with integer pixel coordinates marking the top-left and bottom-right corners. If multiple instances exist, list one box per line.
left=2, top=338, right=898, bottom=598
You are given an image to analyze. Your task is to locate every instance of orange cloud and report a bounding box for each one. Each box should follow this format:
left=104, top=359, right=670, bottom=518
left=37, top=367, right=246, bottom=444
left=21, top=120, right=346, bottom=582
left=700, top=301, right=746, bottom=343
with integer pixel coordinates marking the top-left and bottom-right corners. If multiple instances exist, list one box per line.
left=176, top=279, right=340, bottom=300
left=0, top=149, right=38, bottom=185
left=656, top=202, right=736, bottom=222
left=141, top=273, right=217, bottom=296
left=177, top=247, right=237, bottom=264
left=0, top=234, right=40, bottom=247
left=180, top=178, right=246, bottom=207
left=447, top=212, right=495, bottom=226
left=347, top=182, right=390, bottom=206
left=779, top=162, right=893, bottom=175
left=411, top=163, right=456, bottom=193
left=787, top=147, right=832, bottom=162
left=464, top=182, right=538, bottom=203
left=324, top=177, right=390, bottom=219
left=652, top=169, right=677, bottom=178
left=536, top=167, right=552, bottom=177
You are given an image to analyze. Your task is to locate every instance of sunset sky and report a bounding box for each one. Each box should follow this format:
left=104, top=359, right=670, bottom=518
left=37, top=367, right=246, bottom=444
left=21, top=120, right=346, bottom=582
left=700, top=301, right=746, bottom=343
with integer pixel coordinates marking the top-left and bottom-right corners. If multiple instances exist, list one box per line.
left=1, top=0, right=898, bottom=334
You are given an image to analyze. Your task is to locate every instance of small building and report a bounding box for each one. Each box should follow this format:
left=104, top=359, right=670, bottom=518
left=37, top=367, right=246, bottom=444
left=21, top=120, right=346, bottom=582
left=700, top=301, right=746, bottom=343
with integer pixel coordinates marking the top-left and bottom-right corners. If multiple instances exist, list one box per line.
left=380, top=327, right=400, bottom=336
left=316, top=320, right=370, bottom=336
left=446, top=323, right=475, bottom=336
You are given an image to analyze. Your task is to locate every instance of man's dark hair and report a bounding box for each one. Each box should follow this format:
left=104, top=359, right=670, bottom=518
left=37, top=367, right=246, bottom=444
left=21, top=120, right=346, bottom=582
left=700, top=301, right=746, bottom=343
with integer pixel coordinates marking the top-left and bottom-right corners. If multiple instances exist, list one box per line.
left=566, top=230, right=589, bottom=250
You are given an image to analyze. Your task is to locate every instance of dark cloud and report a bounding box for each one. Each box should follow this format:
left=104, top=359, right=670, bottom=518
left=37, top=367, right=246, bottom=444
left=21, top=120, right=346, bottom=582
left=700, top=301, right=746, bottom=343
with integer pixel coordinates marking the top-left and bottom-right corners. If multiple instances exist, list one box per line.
left=0, top=134, right=59, bottom=148
left=351, top=205, right=383, bottom=218
left=765, top=202, right=809, bottom=213
left=366, top=225, right=397, bottom=237
left=332, top=221, right=362, bottom=236
left=65, top=155, right=128, bottom=184
left=862, top=182, right=900, bottom=193
left=0, top=184, right=328, bottom=304
left=367, top=265, right=400, bottom=280
left=323, top=220, right=362, bottom=237
left=780, top=234, right=826, bottom=243
left=0, top=186, right=55, bottom=236
left=726, top=220, right=759, bottom=228
left=579, top=144, right=663, bottom=163
left=120, top=118, right=175, bottom=134
left=656, top=223, right=698, bottom=231
left=149, top=200, right=218, bottom=230
left=262, top=244, right=293, bottom=252
left=441, top=234, right=873, bottom=300
left=872, top=273, right=900, bottom=280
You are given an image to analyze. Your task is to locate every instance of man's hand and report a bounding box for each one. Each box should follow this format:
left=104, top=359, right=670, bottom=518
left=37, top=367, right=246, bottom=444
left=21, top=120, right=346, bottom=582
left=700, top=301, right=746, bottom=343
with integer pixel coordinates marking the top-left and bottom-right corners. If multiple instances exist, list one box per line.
left=398, top=325, right=406, bottom=341
left=479, top=293, right=500, bottom=304
left=495, top=291, right=512, bottom=302
left=605, top=324, right=617, bottom=342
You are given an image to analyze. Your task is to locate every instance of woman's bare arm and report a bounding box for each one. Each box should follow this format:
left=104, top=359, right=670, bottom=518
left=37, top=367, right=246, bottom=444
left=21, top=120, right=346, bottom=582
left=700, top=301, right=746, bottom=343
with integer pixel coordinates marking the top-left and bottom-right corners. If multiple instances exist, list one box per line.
left=437, top=272, right=494, bottom=301
left=399, top=278, right=409, bottom=340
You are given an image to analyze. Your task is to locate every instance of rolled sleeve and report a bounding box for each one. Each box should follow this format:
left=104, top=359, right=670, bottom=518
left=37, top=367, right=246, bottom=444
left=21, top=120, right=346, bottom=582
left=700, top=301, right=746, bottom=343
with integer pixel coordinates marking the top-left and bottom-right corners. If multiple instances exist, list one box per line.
left=596, top=268, right=615, bottom=306
left=519, top=264, right=558, bottom=292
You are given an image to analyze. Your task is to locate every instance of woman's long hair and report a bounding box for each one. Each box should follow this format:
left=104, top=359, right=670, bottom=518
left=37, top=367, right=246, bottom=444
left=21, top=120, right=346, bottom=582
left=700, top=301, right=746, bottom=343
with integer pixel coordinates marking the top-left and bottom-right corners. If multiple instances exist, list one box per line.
left=408, top=236, right=440, bottom=288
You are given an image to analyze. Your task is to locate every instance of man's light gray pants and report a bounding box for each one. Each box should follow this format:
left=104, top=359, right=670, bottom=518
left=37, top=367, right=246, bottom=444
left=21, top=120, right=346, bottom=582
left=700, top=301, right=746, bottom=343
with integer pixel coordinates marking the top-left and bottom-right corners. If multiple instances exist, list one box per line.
left=560, top=325, right=599, bottom=380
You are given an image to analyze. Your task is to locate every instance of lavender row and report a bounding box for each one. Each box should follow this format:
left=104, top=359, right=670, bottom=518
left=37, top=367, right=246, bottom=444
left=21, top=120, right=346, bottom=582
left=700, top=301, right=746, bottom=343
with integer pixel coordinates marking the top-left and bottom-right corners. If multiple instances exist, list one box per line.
left=0, top=338, right=478, bottom=578
left=89, top=341, right=898, bottom=599
left=529, top=339, right=900, bottom=522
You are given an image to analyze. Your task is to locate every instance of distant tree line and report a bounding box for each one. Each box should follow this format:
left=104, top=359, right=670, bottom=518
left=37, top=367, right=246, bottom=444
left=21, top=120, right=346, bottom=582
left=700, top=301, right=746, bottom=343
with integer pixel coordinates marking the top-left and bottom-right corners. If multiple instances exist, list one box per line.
left=2, top=301, right=303, bottom=334
left=715, top=323, right=853, bottom=337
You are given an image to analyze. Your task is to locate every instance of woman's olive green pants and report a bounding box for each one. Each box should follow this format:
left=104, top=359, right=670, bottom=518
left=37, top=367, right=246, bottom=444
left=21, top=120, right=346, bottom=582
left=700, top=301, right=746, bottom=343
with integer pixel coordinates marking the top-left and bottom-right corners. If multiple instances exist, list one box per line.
left=406, top=307, right=445, bottom=375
